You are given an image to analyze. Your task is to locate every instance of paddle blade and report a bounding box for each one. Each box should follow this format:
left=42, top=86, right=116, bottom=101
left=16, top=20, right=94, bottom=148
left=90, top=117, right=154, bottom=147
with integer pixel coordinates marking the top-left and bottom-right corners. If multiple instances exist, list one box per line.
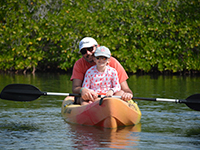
left=0, top=84, right=44, bottom=101
left=185, top=94, right=200, bottom=111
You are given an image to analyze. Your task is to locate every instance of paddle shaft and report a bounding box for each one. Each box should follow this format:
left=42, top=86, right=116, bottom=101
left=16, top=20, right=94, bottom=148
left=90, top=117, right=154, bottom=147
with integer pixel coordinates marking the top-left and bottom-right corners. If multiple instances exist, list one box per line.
left=44, top=94, right=193, bottom=104
left=45, top=93, right=187, bottom=104
left=45, top=92, right=81, bottom=97
left=22, top=92, right=189, bottom=104
left=40, top=92, right=187, bottom=104
left=112, top=96, right=188, bottom=103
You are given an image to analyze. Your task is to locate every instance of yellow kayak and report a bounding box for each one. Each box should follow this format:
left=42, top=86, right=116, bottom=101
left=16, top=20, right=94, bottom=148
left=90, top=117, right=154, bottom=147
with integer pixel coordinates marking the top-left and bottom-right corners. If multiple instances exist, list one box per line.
left=61, top=96, right=141, bottom=128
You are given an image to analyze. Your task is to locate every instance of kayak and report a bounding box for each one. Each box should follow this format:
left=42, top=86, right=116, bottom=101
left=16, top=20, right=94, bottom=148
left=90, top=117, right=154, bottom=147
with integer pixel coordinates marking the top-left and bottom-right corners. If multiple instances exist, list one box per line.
left=61, top=96, right=142, bottom=128
left=61, top=97, right=142, bottom=128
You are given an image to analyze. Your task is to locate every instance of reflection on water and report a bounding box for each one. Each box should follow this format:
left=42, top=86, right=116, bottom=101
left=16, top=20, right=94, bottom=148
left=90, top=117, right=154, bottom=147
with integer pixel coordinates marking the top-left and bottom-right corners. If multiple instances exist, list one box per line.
left=0, top=73, right=200, bottom=149
left=0, top=121, right=39, bottom=132
left=67, top=123, right=141, bottom=149
left=0, top=73, right=73, bottom=95
left=128, top=74, right=200, bottom=99
left=185, top=126, right=200, bottom=138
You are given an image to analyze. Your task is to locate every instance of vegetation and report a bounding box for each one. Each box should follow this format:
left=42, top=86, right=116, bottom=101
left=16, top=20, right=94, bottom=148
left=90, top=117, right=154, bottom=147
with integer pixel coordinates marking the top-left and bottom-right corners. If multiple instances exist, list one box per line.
left=1, top=0, right=200, bottom=74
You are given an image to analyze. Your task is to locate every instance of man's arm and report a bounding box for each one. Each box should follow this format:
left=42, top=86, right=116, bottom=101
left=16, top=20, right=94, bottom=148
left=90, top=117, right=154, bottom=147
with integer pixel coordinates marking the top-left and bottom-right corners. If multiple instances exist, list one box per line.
left=120, top=81, right=133, bottom=94
left=120, top=81, right=133, bottom=100
left=114, top=80, right=133, bottom=101
left=72, top=78, right=83, bottom=94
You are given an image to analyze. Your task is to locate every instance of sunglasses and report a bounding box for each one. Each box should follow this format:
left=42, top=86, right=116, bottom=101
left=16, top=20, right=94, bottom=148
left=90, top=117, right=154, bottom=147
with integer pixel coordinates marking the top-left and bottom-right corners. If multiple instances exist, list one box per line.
left=80, top=47, right=94, bottom=55
left=95, top=56, right=108, bottom=60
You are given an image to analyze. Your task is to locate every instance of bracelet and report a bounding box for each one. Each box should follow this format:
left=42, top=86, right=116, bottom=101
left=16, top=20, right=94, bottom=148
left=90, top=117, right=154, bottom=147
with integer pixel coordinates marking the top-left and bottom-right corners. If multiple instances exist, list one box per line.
left=80, top=87, right=85, bottom=94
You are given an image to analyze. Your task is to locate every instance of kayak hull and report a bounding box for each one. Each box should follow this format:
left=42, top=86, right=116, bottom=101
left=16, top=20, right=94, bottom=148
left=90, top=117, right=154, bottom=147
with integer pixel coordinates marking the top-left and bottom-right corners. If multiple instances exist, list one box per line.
left=61, top=97, right=141, bottom=128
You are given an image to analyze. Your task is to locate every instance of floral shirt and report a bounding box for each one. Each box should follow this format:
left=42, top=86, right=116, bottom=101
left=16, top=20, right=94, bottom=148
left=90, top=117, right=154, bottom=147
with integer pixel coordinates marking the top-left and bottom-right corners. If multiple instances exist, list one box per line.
left=82, top=65, right=121, bottom=94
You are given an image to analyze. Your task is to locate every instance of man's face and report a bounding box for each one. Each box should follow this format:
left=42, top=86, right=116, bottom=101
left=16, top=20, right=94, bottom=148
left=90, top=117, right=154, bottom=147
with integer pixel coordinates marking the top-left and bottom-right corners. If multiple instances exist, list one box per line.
left=81, top=46, right=97, bottom=63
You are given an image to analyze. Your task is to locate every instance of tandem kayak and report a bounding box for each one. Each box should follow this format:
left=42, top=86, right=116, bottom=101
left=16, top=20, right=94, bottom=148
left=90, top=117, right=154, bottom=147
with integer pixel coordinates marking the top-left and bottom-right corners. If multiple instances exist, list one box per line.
left=61, top=96, right=142, bottom=128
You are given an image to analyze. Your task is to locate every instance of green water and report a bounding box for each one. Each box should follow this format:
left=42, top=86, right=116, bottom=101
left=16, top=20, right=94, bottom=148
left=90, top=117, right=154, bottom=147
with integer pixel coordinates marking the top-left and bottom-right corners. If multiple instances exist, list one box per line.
left=0, top=73, right=200, bottom=149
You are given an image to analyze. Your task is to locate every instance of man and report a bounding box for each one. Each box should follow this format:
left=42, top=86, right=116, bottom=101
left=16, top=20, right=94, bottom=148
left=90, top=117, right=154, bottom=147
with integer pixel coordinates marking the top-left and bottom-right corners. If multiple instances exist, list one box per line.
left=70, top=37, right=133, bottom=104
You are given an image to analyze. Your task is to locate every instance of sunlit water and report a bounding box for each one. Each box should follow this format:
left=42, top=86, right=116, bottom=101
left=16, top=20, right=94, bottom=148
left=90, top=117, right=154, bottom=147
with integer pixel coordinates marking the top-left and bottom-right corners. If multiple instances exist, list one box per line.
left=0, top=73, right=200, bottom=149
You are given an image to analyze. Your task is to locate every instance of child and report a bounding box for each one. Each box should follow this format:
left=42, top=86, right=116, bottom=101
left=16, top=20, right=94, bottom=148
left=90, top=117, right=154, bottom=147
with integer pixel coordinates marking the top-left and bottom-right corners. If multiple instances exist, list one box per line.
left=81, top=46, right=121, bottom=104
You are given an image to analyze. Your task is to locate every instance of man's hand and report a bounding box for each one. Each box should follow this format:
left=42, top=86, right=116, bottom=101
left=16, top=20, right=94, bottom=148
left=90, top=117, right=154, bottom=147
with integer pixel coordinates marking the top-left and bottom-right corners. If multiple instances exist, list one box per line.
left=121, top=92, right=133, bottom=101
left=114, top=90, right=133, bottom=101
left=119, top=81, right=133, bottom=101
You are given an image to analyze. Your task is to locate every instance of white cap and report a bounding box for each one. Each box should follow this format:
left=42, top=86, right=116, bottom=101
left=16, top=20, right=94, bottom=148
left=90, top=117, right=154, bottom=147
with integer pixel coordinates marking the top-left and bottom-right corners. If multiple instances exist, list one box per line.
left=94, top=46, right=111, bottom=58
left=79, top=37, right=98, bottom=52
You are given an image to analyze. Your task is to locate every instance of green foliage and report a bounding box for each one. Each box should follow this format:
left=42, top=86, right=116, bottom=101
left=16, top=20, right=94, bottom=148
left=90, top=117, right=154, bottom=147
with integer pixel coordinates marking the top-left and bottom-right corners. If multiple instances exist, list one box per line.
left=1, top=0, right=200, bottom=74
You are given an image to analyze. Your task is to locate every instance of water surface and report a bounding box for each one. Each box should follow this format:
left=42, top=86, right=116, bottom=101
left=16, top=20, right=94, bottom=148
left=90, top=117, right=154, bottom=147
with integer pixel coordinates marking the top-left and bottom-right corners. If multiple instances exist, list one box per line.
left=0, top=73, right=200, bottom=149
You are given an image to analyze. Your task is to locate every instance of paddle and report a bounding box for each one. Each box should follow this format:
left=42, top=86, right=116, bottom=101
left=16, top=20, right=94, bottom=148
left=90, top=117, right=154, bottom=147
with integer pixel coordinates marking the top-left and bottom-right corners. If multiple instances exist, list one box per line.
left=113, top=95, right=200, bottom=111
left=0, top=84, right=82, bottom=101
left=0, top=84, right=200, bottom=111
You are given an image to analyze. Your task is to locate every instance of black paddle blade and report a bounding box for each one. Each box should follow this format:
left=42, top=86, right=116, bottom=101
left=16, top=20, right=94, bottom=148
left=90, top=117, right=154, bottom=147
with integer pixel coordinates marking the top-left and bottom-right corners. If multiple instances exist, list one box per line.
left=0, top=84, right=44, bottom=101
left=185, top=94, right=200, bottom=111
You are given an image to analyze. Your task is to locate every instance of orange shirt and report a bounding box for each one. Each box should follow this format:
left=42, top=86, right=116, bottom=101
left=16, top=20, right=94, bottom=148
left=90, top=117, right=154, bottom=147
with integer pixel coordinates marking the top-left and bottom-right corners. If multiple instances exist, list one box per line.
left=70, top=57, right=128, bottom=84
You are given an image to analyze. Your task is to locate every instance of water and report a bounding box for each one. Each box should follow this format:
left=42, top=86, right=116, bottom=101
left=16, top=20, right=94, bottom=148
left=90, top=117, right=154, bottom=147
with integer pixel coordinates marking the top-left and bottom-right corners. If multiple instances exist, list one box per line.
left=0, top=73, right=200, bottom=149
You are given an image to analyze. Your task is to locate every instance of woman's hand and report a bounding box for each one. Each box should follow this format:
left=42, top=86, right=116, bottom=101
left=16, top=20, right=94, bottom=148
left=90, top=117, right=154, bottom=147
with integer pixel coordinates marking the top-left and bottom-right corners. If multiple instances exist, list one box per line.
left=81, top=88, right=98, bottom=102
left=106, top=89, right=114, bottom=97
